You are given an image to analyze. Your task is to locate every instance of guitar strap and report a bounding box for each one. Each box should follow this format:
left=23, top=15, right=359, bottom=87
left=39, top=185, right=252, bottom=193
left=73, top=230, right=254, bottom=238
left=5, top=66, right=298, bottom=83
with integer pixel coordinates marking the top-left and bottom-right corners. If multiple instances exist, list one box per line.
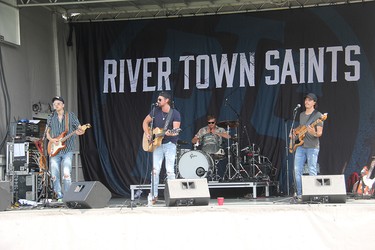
left=65, top=112, right=69, bottom=133
left=163, top=109, right=174, bottom=131
left=305, top=110, right=317, bottom=126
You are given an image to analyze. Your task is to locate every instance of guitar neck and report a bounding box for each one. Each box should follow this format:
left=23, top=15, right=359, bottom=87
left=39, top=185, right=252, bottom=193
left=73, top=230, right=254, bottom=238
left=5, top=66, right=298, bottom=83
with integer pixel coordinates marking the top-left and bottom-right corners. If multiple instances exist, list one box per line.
left=60, top=130, right=77, bottom=143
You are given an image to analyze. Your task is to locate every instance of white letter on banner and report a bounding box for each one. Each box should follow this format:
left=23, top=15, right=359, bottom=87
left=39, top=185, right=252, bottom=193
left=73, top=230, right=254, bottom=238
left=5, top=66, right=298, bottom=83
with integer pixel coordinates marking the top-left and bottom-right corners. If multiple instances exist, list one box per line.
left=211, top=53, right=237, bottom=88
left=143, top=58, right=156, bottom=92
left=307, top=47, right=324, bottom=83
left=265, top=50, right=280, bottom=85
left=127, top=59, right=141, bottom=93
left=326, top=46, right=343, bottom=82
left=103, top=60, right=117, bottom=93
left=345, top=45, right=360, bottom=81
left=180, top=55, right=195, bottom=90
left=196, top=55, right=210, bottom=89
left=299, top=48, right=305, bottom=83
left=158, top=57, right=171, bottom=91
left=239, top=52, right=255, bottom=87
left=281, top=49, right=297, bottom=84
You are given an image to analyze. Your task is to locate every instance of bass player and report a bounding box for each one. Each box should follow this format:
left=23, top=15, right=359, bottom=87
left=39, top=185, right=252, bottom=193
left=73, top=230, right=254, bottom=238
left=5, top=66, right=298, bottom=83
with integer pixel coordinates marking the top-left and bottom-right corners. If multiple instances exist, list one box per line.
left=46, top=96, right=86, bottom=201
left=290, top=93, right=324, bottom=200
left=142, top=92, right=181, bottom=205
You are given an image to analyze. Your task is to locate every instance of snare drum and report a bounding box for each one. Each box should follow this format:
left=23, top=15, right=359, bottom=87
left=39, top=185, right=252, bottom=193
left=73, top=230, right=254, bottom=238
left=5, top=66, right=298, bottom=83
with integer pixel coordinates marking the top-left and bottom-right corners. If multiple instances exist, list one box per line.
left=201, top=133, right=221, bottom=154
left=178, top=150, right=214, bottom=179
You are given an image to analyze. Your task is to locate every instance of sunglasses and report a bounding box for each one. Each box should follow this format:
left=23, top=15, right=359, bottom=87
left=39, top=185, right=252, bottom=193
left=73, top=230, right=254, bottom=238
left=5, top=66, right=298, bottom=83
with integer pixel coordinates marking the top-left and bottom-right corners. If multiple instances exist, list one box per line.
left=158, top=98, right=162, bottom=101
left=208, top=121, right=215, bottom=124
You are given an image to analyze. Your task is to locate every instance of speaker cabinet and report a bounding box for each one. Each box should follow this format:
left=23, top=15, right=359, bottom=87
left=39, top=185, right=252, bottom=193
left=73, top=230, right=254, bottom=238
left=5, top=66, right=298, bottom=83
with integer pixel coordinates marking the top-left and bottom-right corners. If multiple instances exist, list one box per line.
left=0, top=181, right=11, bottom=211
left=302, top=175, right=346, bottom=203
left=164, top=179, right=210, bottom=206
left=63, top=181, right=111, bottom=209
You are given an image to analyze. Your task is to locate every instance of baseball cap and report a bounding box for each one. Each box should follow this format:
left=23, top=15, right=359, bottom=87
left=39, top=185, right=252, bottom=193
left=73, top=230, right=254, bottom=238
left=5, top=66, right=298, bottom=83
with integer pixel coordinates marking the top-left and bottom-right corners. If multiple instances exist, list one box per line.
left=305, top=93, right=317, bottom=102
left=52, top=96, right=64, bottom=103
left=158, top=91, right=171, bottom=100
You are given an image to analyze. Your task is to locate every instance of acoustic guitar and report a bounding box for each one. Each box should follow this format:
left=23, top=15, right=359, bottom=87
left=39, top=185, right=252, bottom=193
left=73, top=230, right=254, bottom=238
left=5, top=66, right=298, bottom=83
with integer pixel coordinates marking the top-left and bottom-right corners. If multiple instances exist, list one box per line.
left=142, top=127, right=181, bottom=152
left=289, top=113, right=328, bottom=153
left=48, top=124, right=91, bottom=157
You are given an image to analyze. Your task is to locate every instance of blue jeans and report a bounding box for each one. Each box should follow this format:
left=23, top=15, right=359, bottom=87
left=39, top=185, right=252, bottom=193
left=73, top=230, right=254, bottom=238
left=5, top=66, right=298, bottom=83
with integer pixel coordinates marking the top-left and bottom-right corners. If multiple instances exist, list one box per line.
left=294, top=147, right=319, bottom=196
left=50, top=152, right=73, bottom=199
left=151, top=142, right=176, bottom=197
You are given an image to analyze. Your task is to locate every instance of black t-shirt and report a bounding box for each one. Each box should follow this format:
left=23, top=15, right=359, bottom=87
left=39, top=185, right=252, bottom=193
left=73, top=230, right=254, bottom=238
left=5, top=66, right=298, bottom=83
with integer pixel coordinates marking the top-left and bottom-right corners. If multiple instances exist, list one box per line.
left=149, top=107, right=181, bottom=144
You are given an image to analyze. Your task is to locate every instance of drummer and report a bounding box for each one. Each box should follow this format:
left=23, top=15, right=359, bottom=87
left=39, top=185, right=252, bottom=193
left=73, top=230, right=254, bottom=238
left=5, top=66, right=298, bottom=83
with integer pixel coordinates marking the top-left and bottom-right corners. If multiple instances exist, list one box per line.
left=191, top=115, right=231, bottom=155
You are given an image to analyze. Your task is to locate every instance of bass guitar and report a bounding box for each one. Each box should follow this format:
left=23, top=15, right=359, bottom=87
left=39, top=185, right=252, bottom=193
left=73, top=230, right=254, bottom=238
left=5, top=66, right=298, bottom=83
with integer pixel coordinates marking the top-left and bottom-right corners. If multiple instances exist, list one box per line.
left=289, top=113, right=328, bottom=153
left=48, top=124, right=91, bottom=157
left=142, top=127, right=181, bottom=152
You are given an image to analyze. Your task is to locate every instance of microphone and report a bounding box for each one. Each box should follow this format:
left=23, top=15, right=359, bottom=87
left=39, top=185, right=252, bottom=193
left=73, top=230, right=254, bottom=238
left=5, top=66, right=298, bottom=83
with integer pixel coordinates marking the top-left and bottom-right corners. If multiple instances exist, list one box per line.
left=294, top=104, right=301, bottom=112
left=241, top=146, right=250, bottom=152
left=151, top=102, right=159, bottom=107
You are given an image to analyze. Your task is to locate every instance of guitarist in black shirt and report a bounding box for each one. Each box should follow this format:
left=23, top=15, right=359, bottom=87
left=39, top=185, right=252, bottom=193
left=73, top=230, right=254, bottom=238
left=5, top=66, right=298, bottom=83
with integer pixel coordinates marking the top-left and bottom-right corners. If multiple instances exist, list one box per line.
left=142, top=92, right=181, bottom=205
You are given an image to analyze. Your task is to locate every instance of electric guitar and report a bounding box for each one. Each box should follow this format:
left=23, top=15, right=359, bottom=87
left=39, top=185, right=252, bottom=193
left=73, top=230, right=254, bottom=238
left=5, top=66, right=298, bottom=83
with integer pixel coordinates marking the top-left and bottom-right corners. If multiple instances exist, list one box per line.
left=48, top=124, right=91, bottom=157
left=289, top=113, right=328, bottom=153
left=353, top=162, right=375, bottom=195
left=142, top=127, right=181, bottom=152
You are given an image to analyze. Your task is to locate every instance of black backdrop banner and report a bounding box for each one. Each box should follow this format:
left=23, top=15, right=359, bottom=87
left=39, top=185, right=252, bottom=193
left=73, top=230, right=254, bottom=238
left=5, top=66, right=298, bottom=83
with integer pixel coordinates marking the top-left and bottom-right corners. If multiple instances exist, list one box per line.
left=75, top=3, right=375, bottom=196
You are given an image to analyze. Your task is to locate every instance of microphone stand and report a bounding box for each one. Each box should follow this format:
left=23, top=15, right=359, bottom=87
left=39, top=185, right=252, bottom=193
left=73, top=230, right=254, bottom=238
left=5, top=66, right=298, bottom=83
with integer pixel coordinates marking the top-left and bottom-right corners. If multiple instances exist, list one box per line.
left=127, top=104, right=157, bottom=209
left=149, top=105, right=156, bottom=204
left=38, top=112, right=53, bottom=206
left=274, top=106, right=299, bottom=204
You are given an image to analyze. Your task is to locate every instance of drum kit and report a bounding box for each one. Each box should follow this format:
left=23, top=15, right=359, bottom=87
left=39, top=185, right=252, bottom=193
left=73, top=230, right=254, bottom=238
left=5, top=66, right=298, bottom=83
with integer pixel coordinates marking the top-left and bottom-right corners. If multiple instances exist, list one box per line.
left=175, top=120, right=275, bottom=182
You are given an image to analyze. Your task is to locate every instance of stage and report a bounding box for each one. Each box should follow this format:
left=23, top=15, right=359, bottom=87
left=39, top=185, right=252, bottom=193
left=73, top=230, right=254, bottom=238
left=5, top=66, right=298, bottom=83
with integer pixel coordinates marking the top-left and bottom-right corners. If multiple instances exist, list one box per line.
left=1, top=193, right=375, bottom=250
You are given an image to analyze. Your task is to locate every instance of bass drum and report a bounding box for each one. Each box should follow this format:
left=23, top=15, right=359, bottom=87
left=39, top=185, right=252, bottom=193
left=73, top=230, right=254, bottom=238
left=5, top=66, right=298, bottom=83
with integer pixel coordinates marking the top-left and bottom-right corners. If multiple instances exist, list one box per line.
left=178, top=150, right=214, bottom=179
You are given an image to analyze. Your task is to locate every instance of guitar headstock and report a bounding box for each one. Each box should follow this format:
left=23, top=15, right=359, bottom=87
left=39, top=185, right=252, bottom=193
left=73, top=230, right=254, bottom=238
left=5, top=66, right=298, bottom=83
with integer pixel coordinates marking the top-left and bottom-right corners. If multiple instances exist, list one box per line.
left=319, top=113, right=328, bottom=122
left=82, top=123, right=92, bottom=131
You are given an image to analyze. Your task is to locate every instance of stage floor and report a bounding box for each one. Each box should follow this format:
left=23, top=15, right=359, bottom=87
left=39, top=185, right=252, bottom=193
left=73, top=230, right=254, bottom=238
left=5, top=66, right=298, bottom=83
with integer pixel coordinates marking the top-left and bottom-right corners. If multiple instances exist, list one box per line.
left=1, top=193, right=375, bottom=250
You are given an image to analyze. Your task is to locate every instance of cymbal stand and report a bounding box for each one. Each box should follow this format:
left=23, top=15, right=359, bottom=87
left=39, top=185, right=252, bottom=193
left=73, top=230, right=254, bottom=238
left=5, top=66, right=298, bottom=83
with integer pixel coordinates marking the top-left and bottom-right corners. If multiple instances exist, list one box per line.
left=249, top=144, right=263, bottom=179
left=231, top=140, right=249, bottom=180
left=224, top=124, right=236, bottom=180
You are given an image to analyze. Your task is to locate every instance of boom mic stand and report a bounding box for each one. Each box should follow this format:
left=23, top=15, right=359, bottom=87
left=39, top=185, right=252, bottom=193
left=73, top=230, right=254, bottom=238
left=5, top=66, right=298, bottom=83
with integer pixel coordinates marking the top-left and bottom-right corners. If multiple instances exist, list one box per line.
left=274, top=106, right=299, bottom=204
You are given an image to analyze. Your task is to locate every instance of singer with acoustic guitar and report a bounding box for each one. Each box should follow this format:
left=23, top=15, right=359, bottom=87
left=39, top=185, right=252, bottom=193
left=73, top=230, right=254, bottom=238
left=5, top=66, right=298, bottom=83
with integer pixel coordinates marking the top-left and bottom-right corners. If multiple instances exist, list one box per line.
left=290, top=93, right=325, bottom=200
left=46, top=96, right=88, bottom=201
left=142, top=91, right=181, bottom=205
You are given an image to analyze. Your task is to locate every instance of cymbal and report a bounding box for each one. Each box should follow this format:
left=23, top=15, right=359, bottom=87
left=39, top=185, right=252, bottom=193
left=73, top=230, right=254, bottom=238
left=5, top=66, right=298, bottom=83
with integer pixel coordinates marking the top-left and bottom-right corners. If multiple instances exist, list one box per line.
left=217, top=120, right=239, bottom=128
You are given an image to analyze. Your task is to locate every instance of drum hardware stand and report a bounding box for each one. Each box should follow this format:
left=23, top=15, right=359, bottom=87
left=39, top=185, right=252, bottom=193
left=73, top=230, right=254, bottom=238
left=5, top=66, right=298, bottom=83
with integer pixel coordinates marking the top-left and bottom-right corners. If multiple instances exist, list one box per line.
left=231, top=140, right=249, bottom=180
left=209, top=159, right=222, bottom=181
left=174, top=144, right=182, bottom=178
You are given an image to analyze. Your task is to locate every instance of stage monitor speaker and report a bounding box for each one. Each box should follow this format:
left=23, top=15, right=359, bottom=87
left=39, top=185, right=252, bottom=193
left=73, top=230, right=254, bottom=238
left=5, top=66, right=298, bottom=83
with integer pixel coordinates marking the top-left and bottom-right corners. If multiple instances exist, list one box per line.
left=0, top=181, right=11, bottom=211
left=63, top=181, right=112, bottom=209
left=164, top=178, right=210, bottom=206
left=302, top=175, right=346, bottom=203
